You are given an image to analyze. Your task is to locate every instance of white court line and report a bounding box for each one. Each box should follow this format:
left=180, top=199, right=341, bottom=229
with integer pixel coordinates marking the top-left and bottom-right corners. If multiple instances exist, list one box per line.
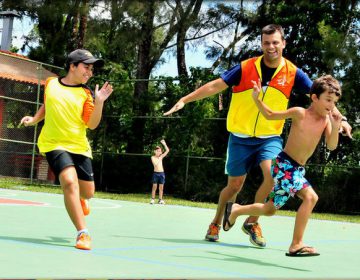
left=6, top=199, right=123, bottom=209
left=0, top=199, right=122, bottom=209
left=0, top=190, right=123, bottom=209
left=0, top=203, right=50, bottom=207
left=0, top=192, right=17, bottom=197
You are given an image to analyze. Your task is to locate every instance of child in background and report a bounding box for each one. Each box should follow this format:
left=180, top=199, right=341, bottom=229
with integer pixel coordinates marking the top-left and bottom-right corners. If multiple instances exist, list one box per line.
left=150, top=139, right=170, bottom=204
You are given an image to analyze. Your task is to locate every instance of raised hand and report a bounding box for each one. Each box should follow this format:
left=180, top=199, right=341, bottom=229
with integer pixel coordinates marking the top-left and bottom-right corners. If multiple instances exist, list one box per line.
left=329, top=110, right=342, bottom=131
left=20, top=116, right=35, bottom=127
left=331, top=107, right=352, bottom=138
left=340, top=121, right=352, bottom=138
left=163, top=100, right=185, bottom=116
left=251, top=79, right=261, bottom=101
left=95, top=82, right=113, bottom=103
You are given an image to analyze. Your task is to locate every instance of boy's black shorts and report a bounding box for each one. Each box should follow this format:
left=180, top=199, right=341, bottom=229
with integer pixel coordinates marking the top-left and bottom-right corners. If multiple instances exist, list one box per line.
left=45, top=150, right=94, bottom=181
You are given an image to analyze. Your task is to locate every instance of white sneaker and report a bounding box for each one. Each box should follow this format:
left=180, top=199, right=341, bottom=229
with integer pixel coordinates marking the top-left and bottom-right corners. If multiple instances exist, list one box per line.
left=150, top=199, right=155, bottom=204
left=158, top=199, right=165, bottom=205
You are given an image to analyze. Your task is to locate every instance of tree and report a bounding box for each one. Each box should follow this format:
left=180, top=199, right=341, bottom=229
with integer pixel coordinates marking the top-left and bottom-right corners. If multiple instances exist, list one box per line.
left=2, top=0, right=93, bottom=65
left=173, top=0, right=203, bottom=78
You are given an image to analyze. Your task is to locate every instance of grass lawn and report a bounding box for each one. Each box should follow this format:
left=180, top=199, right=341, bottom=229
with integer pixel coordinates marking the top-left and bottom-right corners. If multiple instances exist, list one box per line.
left=1, top=177, right=359, bottom=223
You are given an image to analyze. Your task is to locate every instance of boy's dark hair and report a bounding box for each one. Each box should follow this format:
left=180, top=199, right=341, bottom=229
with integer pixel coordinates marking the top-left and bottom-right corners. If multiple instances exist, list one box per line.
left=153, top=146, right=162, bottom=155
left=64, top=61, right=80, bottom=71
left=310, top=75, right=342, bottom=98
left=261, top=24, right=285, bottom=40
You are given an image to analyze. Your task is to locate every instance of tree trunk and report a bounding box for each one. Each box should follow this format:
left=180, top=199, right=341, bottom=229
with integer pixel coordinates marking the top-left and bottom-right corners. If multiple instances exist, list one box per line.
left=126, top=1, right=155, bottom=153
left=177, top=26, right=188, bottom=78
left=175, top=0, right=203, bottom=79
left=77, top=0, right=89, bottom=49
left=67, top=0, right=81, bottom=51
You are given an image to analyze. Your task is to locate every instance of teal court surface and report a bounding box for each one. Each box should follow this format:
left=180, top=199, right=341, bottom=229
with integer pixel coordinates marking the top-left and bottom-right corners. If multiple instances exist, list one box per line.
left=0, top=187, right=360, bottom=279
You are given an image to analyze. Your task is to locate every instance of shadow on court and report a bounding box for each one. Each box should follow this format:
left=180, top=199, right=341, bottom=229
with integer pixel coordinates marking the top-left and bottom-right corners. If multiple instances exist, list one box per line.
left=111, top=234, right=284, bottom=252
left=200, top=251, right=311, bottom=272
left=114, top=236, right=309, bottom=272
left=0, top=235, right=72, bottom=248
left=0, top=188, right=359, bottom=279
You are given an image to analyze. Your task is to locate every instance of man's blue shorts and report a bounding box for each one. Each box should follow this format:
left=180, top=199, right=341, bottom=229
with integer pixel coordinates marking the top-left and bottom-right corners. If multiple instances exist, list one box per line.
left=225, top=134, right=283, bottom=177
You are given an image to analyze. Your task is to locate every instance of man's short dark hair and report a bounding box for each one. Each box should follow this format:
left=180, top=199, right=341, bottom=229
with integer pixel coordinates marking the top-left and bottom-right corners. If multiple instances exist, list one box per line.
left=65, top=61, right=80, bottom=71
left=261, top=24, right=285, bottom=40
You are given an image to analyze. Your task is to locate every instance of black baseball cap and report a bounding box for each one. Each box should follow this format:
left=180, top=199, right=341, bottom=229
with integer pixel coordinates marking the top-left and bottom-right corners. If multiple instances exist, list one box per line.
left=67, top=49, right=104, bottom=67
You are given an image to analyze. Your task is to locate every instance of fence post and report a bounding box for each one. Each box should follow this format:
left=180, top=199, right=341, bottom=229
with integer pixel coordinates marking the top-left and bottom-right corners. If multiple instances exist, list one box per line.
left=184, top=144, right=190, bottom=193
left=30, top=63, right=43, bottom=183
left=99, top=121, right=107, bottom=191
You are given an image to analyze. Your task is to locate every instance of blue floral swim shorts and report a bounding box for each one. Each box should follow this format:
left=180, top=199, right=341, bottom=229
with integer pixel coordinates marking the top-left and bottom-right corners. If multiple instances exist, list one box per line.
left=267, top=151, right=311, bottom=209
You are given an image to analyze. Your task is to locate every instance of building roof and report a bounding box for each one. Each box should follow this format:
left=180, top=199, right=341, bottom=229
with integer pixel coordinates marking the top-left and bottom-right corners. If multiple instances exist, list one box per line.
left=0, top=51, right=58, bottom=85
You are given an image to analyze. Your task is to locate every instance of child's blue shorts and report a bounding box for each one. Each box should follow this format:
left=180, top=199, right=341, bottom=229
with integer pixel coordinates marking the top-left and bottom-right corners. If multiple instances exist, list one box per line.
left=152, top=172, right=165, bottom=184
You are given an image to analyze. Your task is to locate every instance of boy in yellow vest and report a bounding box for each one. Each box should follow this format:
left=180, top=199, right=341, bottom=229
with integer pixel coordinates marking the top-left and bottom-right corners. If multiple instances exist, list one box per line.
left=21, top=49, right=113, bottom=250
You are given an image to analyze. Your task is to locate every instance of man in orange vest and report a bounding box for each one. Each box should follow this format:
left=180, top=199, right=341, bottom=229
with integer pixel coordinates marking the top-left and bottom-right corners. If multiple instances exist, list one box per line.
left=164, top=24, right=352, bottom=247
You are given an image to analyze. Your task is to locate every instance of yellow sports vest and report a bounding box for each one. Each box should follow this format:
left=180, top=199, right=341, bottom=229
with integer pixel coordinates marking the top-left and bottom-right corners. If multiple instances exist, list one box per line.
left=37, top=78, right=94, bottom=158
left=227, top=56, right=297, bottom=136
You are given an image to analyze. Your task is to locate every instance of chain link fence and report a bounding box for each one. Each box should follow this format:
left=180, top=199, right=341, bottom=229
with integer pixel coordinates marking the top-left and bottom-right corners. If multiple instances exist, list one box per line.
left=0, top=51, right=359, bottom=214
left=0, top=51, right=63, bottom=183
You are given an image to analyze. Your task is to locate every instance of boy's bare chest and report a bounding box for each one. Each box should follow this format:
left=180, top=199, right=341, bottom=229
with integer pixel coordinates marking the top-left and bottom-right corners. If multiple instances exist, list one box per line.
left=297, top=115, right=327, bottom=138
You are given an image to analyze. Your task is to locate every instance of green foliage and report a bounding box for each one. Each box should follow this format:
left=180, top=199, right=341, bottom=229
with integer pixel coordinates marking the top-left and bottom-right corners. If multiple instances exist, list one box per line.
left=306, top=165, right=360, bottom=214
left=317, top=21, right=353, bottom=73
left=5, top=0, right=359, bottom=212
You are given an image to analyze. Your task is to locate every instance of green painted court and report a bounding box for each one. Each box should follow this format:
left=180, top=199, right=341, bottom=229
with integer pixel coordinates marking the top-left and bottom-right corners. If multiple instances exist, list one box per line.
left=0, top=187, right=359, bottom=279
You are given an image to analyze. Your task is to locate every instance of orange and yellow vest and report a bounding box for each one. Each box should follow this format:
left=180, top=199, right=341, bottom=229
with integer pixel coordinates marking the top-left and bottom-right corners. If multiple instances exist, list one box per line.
left=37, top=77, right=95, bottom=158
left=227, top=56, right=297, bottom=136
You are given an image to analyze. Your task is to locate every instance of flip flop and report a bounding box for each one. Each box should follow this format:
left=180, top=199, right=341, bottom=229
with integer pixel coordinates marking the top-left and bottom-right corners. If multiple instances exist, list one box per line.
left=222, top=201, right=235, bottom=231
left=286, top=246, right=320, bottom=257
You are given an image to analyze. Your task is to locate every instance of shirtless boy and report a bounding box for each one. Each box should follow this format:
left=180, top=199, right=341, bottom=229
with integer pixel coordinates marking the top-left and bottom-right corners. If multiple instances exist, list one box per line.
left=150, top=139, right=170, bottom=204
left=222, top=75, right=342, bottom=256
